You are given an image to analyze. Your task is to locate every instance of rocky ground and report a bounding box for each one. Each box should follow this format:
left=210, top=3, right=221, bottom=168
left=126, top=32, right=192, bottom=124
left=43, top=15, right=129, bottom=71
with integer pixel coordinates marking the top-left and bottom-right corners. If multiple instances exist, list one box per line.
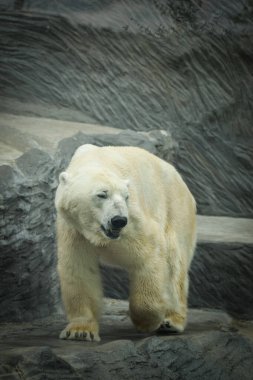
left=1, top=299, right=253, bottom=380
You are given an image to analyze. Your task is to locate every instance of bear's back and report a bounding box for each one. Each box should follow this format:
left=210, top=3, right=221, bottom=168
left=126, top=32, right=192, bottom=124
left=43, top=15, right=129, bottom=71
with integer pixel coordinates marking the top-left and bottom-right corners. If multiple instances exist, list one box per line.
left=69, top=145, right=176, bottom=193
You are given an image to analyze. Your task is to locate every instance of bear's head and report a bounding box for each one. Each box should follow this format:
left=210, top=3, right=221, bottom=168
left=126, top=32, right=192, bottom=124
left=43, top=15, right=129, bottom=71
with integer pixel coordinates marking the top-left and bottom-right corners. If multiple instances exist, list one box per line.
left=55, top=169, right=130, bottom=246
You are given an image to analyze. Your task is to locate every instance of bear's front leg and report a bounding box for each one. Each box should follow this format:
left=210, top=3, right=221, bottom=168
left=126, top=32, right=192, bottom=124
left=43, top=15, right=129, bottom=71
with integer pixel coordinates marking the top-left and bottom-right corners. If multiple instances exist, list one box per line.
left=129, top=260, right=167, bottom=333
left=57, top=222, right=102, bottom=342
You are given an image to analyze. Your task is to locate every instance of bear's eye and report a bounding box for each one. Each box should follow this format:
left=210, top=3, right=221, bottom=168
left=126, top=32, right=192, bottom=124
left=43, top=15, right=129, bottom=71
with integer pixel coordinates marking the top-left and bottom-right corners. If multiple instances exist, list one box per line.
left=97, top=192, right=108, bottom=199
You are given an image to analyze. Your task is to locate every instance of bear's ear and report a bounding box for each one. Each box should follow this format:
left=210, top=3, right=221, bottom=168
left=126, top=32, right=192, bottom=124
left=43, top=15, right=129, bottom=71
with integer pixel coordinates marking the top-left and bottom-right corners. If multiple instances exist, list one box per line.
left=59, top=171, right=69, bottom=185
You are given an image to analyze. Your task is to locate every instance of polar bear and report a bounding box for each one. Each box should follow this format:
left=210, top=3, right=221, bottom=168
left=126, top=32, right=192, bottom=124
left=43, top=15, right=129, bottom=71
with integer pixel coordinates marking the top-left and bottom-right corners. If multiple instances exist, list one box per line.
left=55, top=144, right=196, bottom=341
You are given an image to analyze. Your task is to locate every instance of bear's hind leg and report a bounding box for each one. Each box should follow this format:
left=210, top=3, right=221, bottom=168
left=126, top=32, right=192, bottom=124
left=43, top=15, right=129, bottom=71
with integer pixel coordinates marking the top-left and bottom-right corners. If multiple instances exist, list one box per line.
left=129, top=259, right=168, bottom=333
left=155, top=223, right=195, bottom=334
left=159, top=259, right=189, bottom=333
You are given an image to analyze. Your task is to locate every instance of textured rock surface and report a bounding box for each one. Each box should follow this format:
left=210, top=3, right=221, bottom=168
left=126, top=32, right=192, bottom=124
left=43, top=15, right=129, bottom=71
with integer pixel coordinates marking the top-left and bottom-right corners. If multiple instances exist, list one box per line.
left=0, top=300, right=253, bottom=380
left=0, top=149, right=60, bottom=322
left=0, top=0, right=252, bottom=216
left=190, top=243, right=253, bottom=319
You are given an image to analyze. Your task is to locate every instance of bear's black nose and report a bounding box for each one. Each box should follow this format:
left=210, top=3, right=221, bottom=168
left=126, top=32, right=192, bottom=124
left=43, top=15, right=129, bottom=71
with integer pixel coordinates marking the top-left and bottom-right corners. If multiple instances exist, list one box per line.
left=111, top=216, right=128, bottom=229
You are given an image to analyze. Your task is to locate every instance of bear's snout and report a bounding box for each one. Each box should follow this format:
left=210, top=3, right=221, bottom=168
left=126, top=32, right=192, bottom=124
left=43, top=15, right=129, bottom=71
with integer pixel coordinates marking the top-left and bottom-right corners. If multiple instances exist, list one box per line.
left=111, top=216, right=128, bottom=229
left=101, top=216, right=128, bottom=239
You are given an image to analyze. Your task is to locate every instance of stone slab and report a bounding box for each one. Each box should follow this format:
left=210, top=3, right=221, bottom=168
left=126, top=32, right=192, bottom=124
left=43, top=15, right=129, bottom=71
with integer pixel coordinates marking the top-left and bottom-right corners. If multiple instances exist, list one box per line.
left=197, top=215, right=253, bottom=244
left=0, top=113, right=122, bottom=159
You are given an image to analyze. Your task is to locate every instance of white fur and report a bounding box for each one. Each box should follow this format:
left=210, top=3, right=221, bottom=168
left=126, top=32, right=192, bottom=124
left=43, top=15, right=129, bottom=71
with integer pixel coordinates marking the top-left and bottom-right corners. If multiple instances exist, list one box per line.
left=55, top=145, right=196, bottom=341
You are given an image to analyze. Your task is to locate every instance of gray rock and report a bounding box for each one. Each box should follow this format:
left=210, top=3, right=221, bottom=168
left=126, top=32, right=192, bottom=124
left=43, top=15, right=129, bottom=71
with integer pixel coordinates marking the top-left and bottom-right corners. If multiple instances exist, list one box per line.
left=0, top=149, right=60, bottom=322
left=0, top=301, right=253, bottom=379
left=189, top=243, right=253, bottom=320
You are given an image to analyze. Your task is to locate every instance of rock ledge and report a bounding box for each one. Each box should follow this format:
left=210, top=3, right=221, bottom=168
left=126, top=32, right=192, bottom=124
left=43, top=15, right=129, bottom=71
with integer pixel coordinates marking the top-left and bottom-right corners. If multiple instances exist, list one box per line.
left=1, top=299, right=253, bottom=380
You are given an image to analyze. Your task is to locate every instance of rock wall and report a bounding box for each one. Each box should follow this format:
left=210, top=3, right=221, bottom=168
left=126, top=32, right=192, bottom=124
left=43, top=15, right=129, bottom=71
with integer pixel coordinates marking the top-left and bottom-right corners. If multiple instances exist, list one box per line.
left=0, top=0, right=253, bottom=217
left=0, top=150, right=59, bottom=321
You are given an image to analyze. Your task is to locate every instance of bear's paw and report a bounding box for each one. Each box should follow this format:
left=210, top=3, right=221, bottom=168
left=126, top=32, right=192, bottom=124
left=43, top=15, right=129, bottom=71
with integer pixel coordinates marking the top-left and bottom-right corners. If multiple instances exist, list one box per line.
left=59, top=320, right=100, bottom=342
left=158, top=311, right=186, bottom=334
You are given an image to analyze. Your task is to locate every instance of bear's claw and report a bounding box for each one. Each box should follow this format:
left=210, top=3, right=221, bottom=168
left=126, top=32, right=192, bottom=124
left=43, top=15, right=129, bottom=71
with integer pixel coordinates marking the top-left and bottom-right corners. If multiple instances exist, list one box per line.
left=157, top=321, right=181, bottom=334
left=59, top=326, right=100, bottom=341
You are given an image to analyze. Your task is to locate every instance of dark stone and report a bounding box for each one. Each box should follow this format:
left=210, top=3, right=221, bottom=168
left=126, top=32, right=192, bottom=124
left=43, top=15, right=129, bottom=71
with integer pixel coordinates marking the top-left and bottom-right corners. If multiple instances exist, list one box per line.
left=0, top=303, right=253, bottom=380
left=189, top=243, right=253, bottom=320
left=101, top=265, right=129, bottom=300
left=16, top=148, right=54, bottom=178
left=0, top=150, right=60, bottom=322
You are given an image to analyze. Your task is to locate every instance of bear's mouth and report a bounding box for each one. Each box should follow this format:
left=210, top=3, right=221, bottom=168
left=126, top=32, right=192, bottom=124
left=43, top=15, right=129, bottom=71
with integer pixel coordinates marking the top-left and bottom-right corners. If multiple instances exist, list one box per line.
left=101, top=225, right=121, bottom=240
